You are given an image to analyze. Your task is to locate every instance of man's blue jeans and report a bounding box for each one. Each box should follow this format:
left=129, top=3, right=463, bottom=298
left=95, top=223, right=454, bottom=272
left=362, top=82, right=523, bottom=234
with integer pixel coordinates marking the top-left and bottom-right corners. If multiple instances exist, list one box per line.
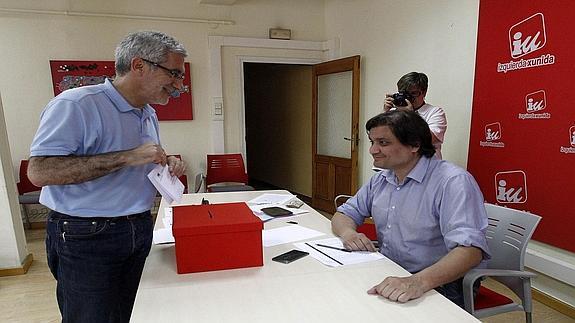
left=46, top=210, right=153, bottom=323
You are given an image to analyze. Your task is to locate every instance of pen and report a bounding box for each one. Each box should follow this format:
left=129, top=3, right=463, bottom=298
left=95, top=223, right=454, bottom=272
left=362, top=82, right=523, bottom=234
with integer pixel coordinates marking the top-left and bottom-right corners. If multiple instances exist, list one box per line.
left=305, top=242, right=344, bottom=266
left=316, top=243, right=351, bottom=253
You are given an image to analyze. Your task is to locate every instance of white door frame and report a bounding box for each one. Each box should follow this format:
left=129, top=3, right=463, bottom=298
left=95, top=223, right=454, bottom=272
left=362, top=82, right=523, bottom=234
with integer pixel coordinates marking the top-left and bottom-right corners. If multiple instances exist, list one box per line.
left=208, top=36, right=339, bottom=154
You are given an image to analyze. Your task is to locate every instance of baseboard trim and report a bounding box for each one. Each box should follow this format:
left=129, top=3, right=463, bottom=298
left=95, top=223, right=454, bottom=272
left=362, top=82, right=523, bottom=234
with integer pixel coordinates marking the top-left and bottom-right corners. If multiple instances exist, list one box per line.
left=28, top=221, right=46, bottom=230
left=0, top=253, right=34, bottom=277
left=532, top=288, right=575, bottom=319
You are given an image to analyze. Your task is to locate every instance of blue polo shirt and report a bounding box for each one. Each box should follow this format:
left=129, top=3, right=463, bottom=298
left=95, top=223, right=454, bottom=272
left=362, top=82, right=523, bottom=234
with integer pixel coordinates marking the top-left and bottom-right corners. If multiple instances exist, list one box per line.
left=30, top=79, right=160, bottom=217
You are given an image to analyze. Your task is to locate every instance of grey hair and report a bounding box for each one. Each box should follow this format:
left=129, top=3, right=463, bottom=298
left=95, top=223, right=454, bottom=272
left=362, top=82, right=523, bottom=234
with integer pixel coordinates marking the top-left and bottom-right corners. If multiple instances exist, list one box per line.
left=114, top=31, right=187, bottom=76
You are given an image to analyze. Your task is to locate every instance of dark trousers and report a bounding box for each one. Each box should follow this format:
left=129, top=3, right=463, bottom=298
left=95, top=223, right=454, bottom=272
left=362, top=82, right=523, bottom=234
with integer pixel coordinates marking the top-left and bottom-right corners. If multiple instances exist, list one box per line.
left=435, top=277, right=481, bottom=308
left=46, top=210, right=153, bottom=323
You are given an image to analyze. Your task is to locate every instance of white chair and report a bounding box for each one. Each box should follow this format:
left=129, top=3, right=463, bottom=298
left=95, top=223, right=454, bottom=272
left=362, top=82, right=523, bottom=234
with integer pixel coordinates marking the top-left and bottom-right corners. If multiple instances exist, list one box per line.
left=194, top=173, right=206, bottom=193
left=334, top=194, right=377, bottom=240
left=463, top=203, right=541, bottom=323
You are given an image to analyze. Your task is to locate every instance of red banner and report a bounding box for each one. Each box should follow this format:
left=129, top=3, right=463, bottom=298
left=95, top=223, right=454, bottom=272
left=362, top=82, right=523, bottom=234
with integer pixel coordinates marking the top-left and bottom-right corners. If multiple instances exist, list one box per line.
left=468, top=1, right=575, bottom=252
left=49, top=60, right=193, bottom=120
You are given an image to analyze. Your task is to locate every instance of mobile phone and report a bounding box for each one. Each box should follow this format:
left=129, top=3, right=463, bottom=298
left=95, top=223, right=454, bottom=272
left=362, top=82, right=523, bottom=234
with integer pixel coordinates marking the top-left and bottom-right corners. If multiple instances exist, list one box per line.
left=261, top=207, right=293, bottom=217
left=272, top=249, right=309, bottom=264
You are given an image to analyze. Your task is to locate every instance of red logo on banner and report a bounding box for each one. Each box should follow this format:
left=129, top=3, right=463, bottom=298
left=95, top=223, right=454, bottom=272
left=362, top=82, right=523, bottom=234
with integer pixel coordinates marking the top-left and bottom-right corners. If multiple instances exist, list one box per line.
left=560, top=126, right=575, bottom=153
left=495, top=171, right=527, bottom=204
left=485, top=122, right=502, bottom=141
left=525, top=90, right=546, bottom=112
left=509, top=13, right=546, bottom=58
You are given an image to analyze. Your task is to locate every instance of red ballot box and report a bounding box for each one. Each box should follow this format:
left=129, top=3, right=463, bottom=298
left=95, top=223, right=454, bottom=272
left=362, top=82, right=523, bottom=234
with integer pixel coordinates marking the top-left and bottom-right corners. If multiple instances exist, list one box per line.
left=172, top=202, right=263, bottom=274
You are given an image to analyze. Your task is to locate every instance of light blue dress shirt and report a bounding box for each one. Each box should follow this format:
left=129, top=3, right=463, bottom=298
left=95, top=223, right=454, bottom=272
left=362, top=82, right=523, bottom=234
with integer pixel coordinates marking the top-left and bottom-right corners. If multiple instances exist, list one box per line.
left=30, top=79, right=160, bottom=217
left=337, top=156, right=490, bottom=273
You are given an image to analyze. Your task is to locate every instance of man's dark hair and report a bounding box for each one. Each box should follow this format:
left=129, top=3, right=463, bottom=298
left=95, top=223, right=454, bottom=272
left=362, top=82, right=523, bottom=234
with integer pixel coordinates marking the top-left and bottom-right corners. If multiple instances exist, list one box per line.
left=365, top=110, right=436, bottom=158
left=397, top=72, right=428, bottom=92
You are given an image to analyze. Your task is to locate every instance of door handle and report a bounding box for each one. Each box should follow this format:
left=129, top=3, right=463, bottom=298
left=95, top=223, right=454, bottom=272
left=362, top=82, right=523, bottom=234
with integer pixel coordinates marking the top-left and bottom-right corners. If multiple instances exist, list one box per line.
left=344, top=136, right=360, bottom=150
left=344, top=136, right=358, bottom=151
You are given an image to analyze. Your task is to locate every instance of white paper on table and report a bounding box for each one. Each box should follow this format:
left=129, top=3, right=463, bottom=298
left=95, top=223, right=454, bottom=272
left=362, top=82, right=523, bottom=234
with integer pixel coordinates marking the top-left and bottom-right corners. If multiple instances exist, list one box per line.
left=294, top=237, right=385, bottom=267
left=153, top=228, right=175, bottom=244
left=147, top=164, right=184, bottom=204
left=262, top=225, right=325, bottom=247
left=248, top=193, right=294, bottom=205
left=162, top=207, right=173, bottom=228
left=249, top=203, right=308, bottom=222
left=254, top=212, right=274, bottom=222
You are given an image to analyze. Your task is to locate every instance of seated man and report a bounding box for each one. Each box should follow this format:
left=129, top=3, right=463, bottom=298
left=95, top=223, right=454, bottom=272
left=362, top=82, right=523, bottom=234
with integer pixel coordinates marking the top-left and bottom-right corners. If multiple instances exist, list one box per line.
left=331, top=110, right=489, bottom=307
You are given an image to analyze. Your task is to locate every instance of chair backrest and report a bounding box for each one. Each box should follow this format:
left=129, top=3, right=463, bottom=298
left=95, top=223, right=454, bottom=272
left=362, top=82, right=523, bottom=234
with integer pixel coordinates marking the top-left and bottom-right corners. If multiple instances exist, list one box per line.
left=334, top=194, right=378, bottom=241
left=334, top=194, right=352, bottom=210
left=17, top=159, right=41, bottom=194
left=484, top=203, right=541, bottom=271
left=206, top=154, right=249, bottom=186
left=194, top=173, right=206, bottom=193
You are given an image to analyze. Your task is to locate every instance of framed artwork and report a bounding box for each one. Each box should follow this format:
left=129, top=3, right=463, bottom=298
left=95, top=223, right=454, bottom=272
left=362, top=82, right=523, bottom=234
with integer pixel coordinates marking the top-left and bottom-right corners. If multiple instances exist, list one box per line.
left=49, top=60, right=193, bottom=120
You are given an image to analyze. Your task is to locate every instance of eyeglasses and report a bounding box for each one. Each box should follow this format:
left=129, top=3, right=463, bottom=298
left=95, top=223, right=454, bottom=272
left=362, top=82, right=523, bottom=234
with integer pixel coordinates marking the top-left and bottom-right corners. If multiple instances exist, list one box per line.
left=141, top=58, right=185, bottom=80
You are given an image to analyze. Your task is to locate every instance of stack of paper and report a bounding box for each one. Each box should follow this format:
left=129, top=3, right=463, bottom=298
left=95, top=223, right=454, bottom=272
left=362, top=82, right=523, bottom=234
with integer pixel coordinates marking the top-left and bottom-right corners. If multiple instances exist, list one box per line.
left=153, top=207, right=175, bottom=244
left=147, top=164, right=184, bottom=205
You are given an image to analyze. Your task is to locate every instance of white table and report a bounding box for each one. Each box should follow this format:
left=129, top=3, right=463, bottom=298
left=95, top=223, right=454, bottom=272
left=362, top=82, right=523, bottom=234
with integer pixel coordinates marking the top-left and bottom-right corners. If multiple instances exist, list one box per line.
left=132, top=190, right=480, bottom=323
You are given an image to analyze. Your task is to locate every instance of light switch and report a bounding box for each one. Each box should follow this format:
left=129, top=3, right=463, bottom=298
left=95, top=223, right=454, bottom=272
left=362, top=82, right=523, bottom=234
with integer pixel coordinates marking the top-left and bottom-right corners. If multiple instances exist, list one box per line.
left=214, top=102, right=223, bottom=115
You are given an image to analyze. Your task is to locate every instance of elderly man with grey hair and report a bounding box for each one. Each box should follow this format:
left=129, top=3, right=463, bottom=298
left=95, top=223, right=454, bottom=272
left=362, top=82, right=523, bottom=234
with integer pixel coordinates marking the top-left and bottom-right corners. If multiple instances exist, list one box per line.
left=28, top=31, right=188, bottom=323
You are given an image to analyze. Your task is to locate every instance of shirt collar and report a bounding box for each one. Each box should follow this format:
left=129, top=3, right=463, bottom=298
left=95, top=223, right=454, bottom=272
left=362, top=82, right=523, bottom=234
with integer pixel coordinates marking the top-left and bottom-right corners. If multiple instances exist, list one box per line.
left=102, top=78, right=155, bottom=117
left=416, top=103, right=431, bottom=115
left=380, top=156, right=431, bottom=185
left=406, top=156, right=430, bottom=183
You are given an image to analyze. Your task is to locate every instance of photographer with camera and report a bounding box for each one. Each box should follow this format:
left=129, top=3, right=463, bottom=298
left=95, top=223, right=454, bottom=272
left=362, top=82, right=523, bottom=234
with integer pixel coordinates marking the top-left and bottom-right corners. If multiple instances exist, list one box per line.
left=384, top=72, right=447, bottom=159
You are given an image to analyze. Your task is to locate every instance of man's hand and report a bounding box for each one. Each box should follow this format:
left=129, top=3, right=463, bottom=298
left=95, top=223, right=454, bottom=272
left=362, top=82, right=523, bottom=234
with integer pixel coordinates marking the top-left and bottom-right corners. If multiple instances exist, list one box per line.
left=340, top=231, right=377, bottom=252
left=383, top=94, right=395, bottom=111
left=331, top=212, right=377, bottom=252
left=130, top=142, right=167, bottom=166
left=383, top=94, right=414, bottom=112
left=167, top=155, right=187, bottom=177
left=367, top=275, right=430, bottom=303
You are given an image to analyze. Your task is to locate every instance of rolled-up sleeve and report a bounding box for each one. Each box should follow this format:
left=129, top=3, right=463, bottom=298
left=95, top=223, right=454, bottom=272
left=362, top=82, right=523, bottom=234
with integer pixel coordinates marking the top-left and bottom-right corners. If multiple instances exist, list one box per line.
left=439, top=173, right=491, bottom=260
left=336, top=176, right=378, bottom=226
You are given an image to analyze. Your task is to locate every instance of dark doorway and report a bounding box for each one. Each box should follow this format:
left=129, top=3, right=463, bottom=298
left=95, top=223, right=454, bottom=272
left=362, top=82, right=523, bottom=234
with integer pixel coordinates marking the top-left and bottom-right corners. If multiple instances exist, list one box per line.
left=243, top=62, right=313, bottom=199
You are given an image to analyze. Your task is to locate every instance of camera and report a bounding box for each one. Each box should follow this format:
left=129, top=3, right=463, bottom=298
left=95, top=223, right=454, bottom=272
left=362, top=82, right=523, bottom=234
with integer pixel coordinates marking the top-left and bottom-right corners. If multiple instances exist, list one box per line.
left=391, top=92, right=414, bottom=107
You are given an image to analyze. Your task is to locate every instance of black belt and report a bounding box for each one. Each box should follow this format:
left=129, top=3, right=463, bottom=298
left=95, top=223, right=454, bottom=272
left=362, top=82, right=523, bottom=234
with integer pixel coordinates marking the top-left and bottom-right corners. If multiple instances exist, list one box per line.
left=49, top=210, right=150, bottom=222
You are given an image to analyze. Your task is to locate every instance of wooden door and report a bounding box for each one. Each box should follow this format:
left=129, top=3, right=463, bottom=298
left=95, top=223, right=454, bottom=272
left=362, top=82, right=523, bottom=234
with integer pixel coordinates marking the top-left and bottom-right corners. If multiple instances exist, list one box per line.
left=312, top=56, right=360, bottom=213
